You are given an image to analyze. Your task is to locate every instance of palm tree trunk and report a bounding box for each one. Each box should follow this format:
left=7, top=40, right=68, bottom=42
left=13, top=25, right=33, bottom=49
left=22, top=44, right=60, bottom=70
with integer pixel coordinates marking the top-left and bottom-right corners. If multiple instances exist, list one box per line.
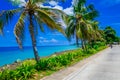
left=76, top=35, right=79, bottom=47
left=81, top=39, right=84, bottom=49
left=84, top=40, right=88, bottom=51
left=29, top=13, right=40, bottom=63
left=81, top=39, right=87, bottom=51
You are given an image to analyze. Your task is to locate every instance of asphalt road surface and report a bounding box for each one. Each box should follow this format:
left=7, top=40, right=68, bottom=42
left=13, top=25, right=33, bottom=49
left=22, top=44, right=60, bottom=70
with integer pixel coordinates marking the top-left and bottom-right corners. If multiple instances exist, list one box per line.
left=64, top=45, right=120, bottom=80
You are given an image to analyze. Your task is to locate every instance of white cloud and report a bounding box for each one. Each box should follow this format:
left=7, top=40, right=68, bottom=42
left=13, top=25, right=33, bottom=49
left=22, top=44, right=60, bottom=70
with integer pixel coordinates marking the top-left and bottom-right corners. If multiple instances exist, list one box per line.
left=39, top=37, right=44, bottom=39
left=40, top=3, right=63, bottom=11
left=51, top=38, right=58, bottom=43
left=63, top=0, right=74, bottom=15
left=39, top=1, right=74, bottom=15
left=63, top=7, right=73, bottom=15
left=71, top=0, right=78, bottom=6
left=39, top=38, right=58, bottom=43
left=19, top=0, right=26, bottom=7
left=53, top=5, right=63, bottom=10
left=39, top=1, right=63, bottom=10
left=39, top=4, right=52, bottom=8
left=19, top=3, right=26, bottom=7
left=49, top=1, right=58, bottom=6
left=11, top=0, right=26, bottom=7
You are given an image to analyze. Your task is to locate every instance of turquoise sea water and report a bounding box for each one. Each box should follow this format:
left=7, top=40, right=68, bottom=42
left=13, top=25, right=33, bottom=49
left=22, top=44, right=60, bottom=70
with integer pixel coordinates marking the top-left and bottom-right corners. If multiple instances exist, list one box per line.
left=0, top=45, right=78, bottom=66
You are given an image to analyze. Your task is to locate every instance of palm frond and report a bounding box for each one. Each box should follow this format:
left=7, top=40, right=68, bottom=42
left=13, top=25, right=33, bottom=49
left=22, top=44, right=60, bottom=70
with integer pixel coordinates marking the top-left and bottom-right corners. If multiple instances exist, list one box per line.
left=62, top=15, right=75, bottom=26
left=34, top=14, right=45, bottom=32
left=84, top=4, right=99, bottom=20
left=84, top=10, right=99, bottom=20
left=32, top=0, right=65, bottom=4
left=41, top=7, right=68, bottom=24
left=87, top=21, right=102, bottom=40
left=0, top=20, right=4, bottom=34
left=87, top=4, right=95, bottom=11
left=41, top=7, right=66, bottom=15
left=0, top=8, right=22, bottom=34
left=14, top=11, right=26, bottom=49
left=36, top=9, right=64, bottom=34
left=73, top=0, right=86, bottom=13
left=65, top=20, right=75, bottom=39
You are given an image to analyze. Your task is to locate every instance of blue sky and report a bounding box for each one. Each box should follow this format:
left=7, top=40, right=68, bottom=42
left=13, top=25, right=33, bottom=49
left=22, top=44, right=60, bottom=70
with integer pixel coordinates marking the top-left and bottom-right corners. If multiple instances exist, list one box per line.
left=0, top=0, right=120, bottom=47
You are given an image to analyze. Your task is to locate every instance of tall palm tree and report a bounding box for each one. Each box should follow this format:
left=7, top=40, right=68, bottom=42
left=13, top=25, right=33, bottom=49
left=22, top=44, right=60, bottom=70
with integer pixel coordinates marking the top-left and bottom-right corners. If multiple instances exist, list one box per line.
left=64, top=0, right=99, bottom=49
left=0, top=0, right=65, bottom=63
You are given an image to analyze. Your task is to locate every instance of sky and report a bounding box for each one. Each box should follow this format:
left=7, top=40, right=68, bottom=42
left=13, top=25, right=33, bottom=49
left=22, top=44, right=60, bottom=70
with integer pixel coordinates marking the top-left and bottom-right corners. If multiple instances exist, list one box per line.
left=0, top=0, right=120, bottom=47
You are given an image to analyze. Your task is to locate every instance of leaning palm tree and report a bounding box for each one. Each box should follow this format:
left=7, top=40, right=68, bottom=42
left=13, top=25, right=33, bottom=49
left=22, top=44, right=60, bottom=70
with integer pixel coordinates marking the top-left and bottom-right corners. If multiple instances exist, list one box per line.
left=90, top=21, right=102, bottom=40
left=64, top=0, right=99, bottom=49
left=86, top=21, right=103, bottom=48
left=0, top=0, right=65, bottom=63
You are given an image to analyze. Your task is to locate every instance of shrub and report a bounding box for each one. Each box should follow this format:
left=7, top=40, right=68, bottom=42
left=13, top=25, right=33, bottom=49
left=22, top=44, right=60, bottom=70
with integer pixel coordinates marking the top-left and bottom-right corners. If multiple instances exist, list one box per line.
left=87, top=48, right=97, bottom=54
left=0, top=60, right=36, bottom=80
left=0, top=69, right=11, bottom=80
left=16, top=64, right=36, bottom=79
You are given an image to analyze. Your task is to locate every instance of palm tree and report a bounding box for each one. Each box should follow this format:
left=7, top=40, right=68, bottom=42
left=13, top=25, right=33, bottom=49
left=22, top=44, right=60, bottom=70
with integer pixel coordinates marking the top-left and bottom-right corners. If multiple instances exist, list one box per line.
left=64, top=0, right=99, bottom=49
left=87, top=21, right=103, bottom=48
left=0, top=0, right=65, bottom=63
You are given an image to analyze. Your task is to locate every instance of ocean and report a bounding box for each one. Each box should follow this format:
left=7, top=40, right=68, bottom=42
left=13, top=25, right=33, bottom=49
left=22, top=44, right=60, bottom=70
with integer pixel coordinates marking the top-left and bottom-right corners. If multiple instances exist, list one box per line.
left=0, top=45, right=78, bottom=66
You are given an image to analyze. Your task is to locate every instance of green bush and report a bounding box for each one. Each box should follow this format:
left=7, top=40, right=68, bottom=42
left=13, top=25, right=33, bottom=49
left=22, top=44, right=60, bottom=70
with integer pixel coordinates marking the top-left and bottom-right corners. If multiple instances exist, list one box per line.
left=87, top=48, right=97, bottom=54
left=0, top=69, right=11, bottom=80
left=16, top=64, right=36, bottom=79
left=93, top=45, right=99, bottom=49
left=96, top=46, right=107, bottom=51
left=0, top=60, right=36, bottom=80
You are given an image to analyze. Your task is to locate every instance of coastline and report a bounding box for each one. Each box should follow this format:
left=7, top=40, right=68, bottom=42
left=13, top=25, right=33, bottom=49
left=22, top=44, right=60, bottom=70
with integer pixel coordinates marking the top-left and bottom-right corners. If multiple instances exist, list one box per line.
left=0, top=49, right=78, bottom=71
left=0, top=45, right=78, bottom=67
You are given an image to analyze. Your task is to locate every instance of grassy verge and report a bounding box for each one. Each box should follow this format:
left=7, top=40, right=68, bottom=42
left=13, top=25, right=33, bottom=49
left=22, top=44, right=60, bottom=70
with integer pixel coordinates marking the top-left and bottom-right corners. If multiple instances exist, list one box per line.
left=0, top=45, right=107, bottom=80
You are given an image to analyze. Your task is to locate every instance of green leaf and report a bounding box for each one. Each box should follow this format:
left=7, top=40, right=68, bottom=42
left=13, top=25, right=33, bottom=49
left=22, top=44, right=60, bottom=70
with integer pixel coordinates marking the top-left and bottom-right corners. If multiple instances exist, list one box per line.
left=14, top=11, right=26, bottom=49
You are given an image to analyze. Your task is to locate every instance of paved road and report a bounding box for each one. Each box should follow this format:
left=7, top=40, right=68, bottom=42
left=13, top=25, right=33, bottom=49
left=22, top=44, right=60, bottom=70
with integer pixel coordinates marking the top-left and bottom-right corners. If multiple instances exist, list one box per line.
left=63, top=45, right=120, bottom=80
